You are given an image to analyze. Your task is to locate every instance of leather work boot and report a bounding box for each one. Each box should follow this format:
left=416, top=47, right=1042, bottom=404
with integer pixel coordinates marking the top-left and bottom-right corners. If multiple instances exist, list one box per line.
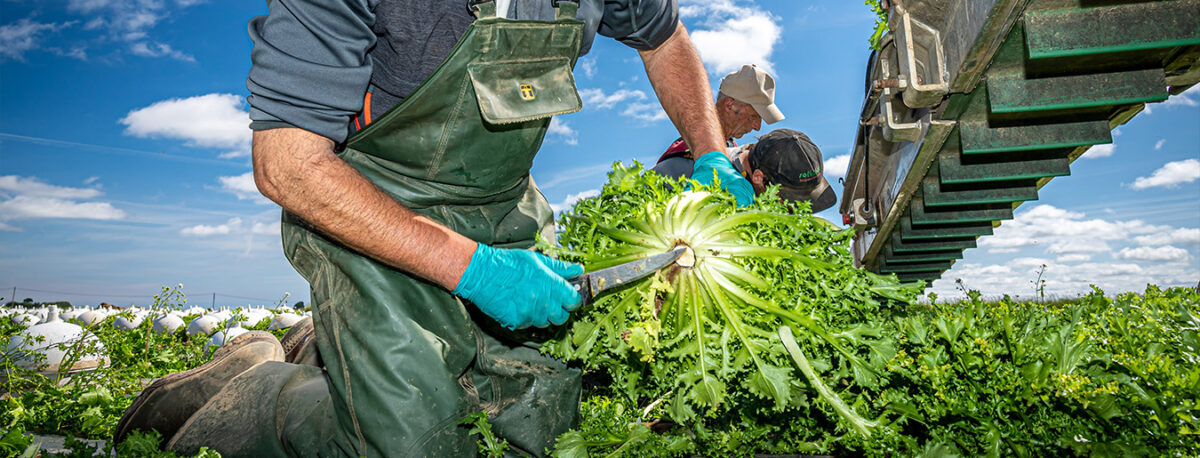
left=280, top=316, right=323, bottom=368
left=113, top=330, right=285, bottom=445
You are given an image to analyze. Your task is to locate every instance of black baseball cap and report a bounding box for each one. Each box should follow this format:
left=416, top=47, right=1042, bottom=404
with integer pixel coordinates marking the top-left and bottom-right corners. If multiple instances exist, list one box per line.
left=747, top=129, right=836, bottom=212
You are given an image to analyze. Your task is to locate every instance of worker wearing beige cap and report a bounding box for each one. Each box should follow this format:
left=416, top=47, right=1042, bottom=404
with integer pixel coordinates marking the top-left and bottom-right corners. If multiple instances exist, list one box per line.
left=654, top=64, right=784, bottom=205
left=718, top=63, right=785, bottom=133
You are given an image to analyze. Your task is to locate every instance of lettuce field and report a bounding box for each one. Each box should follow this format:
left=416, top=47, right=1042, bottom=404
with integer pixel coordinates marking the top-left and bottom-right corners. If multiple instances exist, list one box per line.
left=2, top=164, right=1198, bottom=457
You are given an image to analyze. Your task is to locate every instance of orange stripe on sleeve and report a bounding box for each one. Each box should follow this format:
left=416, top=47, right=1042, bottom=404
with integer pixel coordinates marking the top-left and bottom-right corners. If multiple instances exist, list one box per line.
left=364, top=92, right=372, bottom=126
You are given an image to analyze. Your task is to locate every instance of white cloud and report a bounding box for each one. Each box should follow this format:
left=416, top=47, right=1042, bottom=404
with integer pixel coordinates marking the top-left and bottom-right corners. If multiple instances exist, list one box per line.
left=579, top=87, right=666, bottom=123
left=182, top=217, right=280, bottom=238
left=0, top=176, right=123, bottom=229
left=181, top=217, right=241, bottom=237
left=977, top=265, right=1013, bottom=275
left=129, top=41, right=194, bottom=62
left=548, top=117, right=578, bottom=145
left=0, top=196, right=124, bottom=222
left=1081, top=143, right=1114, bottom=159
left=251, top=221, right=280, bottom=236
left=580, top=88, right=647, bottom=109
left=930, top=257, right=1200, bottom=301
left=1046, top=239, right=1110, bottom=254
left=681, top=0, right=781, bottom=75
left=1133, top=228, right=1200, bottom=246
left=550, top=189, right=600, bottom=213
left=536, top=162, right=619, bottom=191
left=824, top=154, right=851, bottom=178
left=978, top=204, right=1180, bottom=257
left=931, top=205, right=1200, bottom=299
left=121, top=93, right=251, bottom=157
left=1115, top=245, right=1190, bottom=263
left=980, top=234, right=1039, bottom=250
left=63, top=0, right=198, bottom=60
left=217, top=172, right=270, bottom=204
left=50, top=45, right=89, bottom=60
left=1056, top=254, right=1091, bottom=263
left=1156, top=84, right=1200, bottom=110
left=1009, top=257, right=1051, bottom=270
left=0, top=18, right=76, bottom=61
left=1130, top=159, right=1200, bottom=190
left=0, top=175, right=102, bottom=199
left=68, top=0, right=114, bottom=15
left=578, top=57, right=596, bottom=79
left=1154, top=139, right=1166, bottom=150
left=621, top=102, right=669, bottom=123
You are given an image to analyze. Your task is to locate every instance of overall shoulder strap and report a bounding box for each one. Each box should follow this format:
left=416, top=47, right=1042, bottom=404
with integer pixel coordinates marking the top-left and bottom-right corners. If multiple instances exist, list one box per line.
left=554, top=0, right=578, bottom=20
left=472, top=0, right=577, bottom=21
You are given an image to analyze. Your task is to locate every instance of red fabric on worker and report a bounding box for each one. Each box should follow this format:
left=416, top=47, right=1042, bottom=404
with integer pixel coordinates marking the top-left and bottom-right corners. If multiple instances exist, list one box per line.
left=656, top=138, right=740, bottom=165
left=656, top=138, right=691, bottom=164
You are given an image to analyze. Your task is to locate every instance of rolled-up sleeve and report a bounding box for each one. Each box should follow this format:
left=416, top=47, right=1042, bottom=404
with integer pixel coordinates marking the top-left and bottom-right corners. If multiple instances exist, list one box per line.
left=246, top=0, right=377, bottom=143
left=597, top=0, right=679, bottom=50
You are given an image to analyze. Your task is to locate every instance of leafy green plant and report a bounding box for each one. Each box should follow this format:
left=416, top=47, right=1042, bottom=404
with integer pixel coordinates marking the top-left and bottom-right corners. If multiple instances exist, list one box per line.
left=882, top=286, right=1200, bottom=455
left=0, top=424, right=39, bottom=458
left=552, top=396, right=688, bottom=458
left=1031, top=264, right=1047, bottom=302
left=544, top=163, right=1199, bottom=456
left=1, top=288, right=211, bottom=440
left=457, top=412, right=509, bottom=458
left=866, top=0, right=889, bottom=50
left=544, top=162, right=919, bottom=454
left=114, top=430, right=222, bottom=457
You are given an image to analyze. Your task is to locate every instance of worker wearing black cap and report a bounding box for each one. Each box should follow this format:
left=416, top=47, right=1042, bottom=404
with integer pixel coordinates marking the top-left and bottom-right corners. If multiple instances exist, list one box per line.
left=653, top=128, right=838, bottom=212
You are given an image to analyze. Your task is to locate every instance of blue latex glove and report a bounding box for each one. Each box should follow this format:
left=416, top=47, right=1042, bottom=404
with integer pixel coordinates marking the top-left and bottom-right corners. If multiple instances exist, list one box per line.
left=692, top=151, right=755, bottom=206
left=452, top=243, right=584, bottom=329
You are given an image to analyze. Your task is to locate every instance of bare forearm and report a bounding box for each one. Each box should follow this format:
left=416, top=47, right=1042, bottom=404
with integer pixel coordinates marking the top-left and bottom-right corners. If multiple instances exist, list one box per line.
left=639, top=21, right=727, bottom=158
left=251, top=128, right=475, bottom=290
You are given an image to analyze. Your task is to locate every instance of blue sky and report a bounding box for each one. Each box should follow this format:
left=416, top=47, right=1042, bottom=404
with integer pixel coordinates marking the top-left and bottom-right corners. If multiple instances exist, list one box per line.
left=1, top=0, right=1197, bottom=307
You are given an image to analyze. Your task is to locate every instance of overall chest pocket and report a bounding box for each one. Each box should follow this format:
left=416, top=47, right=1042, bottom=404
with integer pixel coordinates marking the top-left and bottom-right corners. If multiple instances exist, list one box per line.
left=468, top=57, right=582, bottom=125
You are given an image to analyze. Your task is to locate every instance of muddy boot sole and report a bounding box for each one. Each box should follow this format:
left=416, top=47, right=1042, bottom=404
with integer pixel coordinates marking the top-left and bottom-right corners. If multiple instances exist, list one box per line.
left=280, top=316, right=323, bottom=367
left=112, top=330, right=284, bottom=445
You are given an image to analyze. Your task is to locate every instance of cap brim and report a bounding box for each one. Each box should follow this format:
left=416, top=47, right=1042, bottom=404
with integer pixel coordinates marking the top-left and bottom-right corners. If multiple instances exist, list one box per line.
left=778, top=176, right=837, bottom=212
left=752, top=103, right=785, bottom=124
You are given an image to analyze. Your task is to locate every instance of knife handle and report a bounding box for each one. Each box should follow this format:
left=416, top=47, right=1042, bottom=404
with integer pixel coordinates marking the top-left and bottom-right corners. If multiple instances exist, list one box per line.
left=569, top=275, right=592, bottom=306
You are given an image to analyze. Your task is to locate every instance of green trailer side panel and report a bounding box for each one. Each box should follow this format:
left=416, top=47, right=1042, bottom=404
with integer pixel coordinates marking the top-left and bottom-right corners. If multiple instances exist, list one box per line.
left=939, top=151, right=1070, bottom=184
left=1025, top=0, right=1200, bottom=59
left=891, top=232, right=978, bottom=253
left=959, top=120, right=1112, bottom=154
left=987, top=68, right=1168, bottom=113
left=848, top=0, right=1200, bottom=285
left=910, top=196, right=1014, bottom=224
left=923, top=176, right=1040, bottom=207
left=896, top=271, right=945, bottom=284
left=900, top=216, right=995, bottom=239
left=884, top=246, right=965, bottom=262
left=881, top=260, right=955, bottom=273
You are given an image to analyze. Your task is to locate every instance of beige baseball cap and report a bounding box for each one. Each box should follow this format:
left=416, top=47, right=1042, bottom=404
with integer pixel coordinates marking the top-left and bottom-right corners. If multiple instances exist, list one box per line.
left=719, top=64, right=785, bottom=124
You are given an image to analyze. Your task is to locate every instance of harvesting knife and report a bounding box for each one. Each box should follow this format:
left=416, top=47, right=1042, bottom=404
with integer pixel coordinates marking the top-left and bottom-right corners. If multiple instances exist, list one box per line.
left=569, top=246, right=689, bottom=306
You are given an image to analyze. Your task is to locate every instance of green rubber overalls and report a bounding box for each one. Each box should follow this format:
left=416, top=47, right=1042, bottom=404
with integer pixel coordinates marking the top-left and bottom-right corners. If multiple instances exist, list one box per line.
left=169, top=2, right=586, bottom=456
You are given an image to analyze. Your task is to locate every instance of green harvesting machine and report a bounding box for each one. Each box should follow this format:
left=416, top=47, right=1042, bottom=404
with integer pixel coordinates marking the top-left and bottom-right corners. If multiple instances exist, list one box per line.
left=839, top=0, right=1200, bottom=283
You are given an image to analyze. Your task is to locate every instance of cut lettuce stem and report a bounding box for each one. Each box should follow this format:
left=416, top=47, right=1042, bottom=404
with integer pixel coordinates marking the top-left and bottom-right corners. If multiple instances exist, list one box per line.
left=780, top=325, right=878, bottom=437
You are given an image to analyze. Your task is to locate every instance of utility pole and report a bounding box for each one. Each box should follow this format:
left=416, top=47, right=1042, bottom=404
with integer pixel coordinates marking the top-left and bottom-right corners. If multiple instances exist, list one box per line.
left=9, top=287, right=15, bottom=306
left=212, top=293, right=216, bottom=309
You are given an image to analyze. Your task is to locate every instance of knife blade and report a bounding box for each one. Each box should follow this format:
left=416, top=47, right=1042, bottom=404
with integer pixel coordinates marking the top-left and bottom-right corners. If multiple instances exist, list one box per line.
left=569, top=246, right=688, bottom=306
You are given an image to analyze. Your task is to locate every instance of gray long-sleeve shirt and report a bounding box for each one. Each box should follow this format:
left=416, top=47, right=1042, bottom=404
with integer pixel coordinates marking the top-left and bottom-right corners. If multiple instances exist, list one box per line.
left=247, top=0, right=679, bottom=143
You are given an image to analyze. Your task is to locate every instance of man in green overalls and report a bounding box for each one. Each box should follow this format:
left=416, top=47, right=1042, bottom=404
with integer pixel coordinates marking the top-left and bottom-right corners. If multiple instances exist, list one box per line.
left=116, top=0, right=755, bottom=455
